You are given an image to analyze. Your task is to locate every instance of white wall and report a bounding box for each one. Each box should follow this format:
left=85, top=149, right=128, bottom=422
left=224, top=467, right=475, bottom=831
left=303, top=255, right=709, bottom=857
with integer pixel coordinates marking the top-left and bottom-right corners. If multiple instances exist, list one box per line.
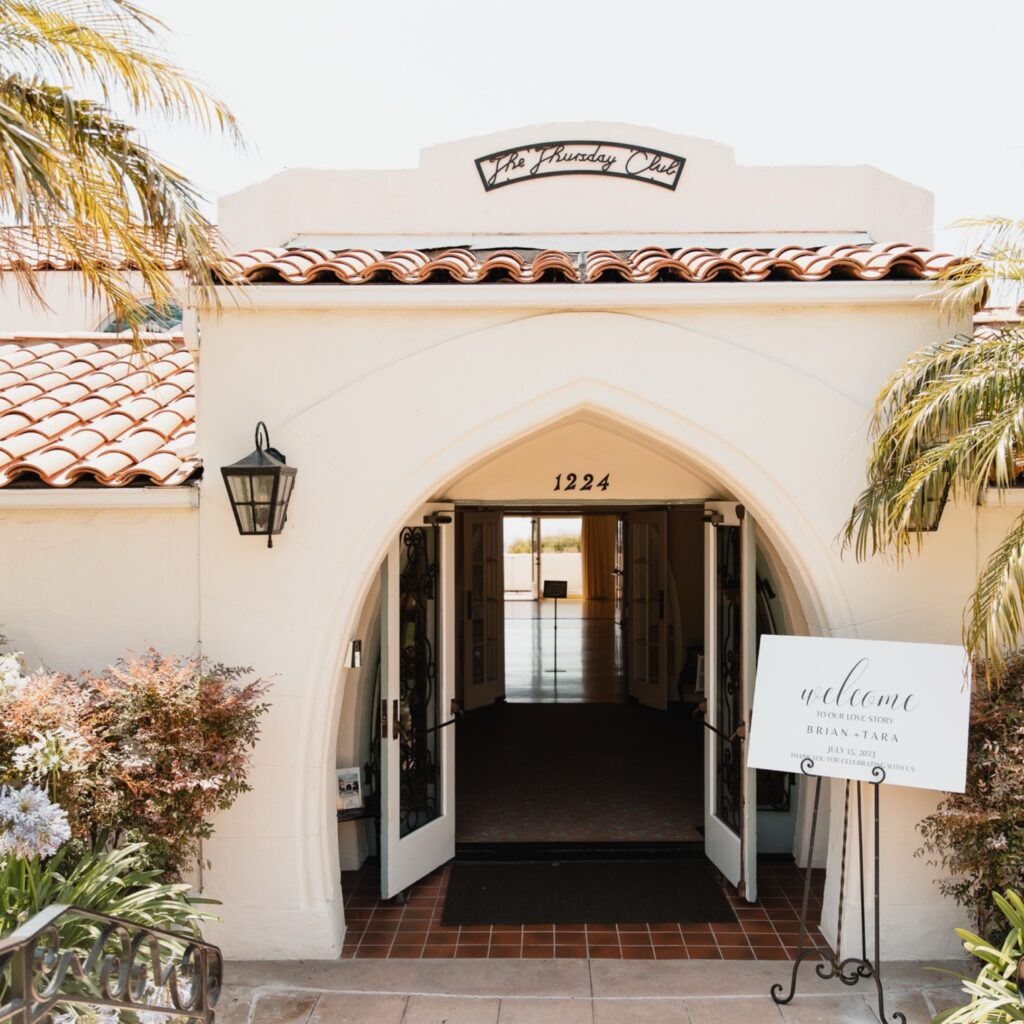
left=219, top=124, right=933, bottom=250
left=0, top=126, right=981, bottom=963
left=191, top=287, right=975, bottom=959
left=0, top=497, right=200, bottom=673
left=0, top=271, right=187, bottom=334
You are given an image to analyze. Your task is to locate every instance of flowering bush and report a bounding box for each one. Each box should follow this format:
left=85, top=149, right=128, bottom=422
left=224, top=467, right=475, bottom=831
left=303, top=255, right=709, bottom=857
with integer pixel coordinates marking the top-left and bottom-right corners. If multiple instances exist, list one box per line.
left=0, top=648, right=268, bottom=878
left=918, top=656, right=1024, bottom=940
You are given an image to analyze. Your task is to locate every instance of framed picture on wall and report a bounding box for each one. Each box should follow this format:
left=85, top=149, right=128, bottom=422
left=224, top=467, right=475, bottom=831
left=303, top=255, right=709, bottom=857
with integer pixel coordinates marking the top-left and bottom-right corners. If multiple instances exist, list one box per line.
left=336, top=767, right=363, bottom=812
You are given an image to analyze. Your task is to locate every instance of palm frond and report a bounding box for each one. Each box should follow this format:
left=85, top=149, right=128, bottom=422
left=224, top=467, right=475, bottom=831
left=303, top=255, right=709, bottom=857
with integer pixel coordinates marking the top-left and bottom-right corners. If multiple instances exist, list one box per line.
left=0, top=73, right=231, bottom=344
left=0, top=0, right=241, bottom=139
left=966, top=511, right=1024, bottom=684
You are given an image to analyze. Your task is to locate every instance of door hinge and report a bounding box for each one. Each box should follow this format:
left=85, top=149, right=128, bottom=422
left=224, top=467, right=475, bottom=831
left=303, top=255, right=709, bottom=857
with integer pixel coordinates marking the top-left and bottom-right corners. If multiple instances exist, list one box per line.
left=380, top=699, right=388, bottom=739
left=703, top=510, right=724, bottom=525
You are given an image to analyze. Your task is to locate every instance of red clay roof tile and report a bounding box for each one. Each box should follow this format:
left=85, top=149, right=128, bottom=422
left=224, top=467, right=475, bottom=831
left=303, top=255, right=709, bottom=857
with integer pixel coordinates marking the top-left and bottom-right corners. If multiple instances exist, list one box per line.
left=0, top=332, right=198, bottom=487
left=217, top=242, right=961, bottom=286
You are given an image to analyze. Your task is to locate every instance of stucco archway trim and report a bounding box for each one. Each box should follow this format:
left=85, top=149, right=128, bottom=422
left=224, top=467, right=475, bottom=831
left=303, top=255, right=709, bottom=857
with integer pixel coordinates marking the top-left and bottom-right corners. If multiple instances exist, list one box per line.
left=286, top=308, right=859, bottom=918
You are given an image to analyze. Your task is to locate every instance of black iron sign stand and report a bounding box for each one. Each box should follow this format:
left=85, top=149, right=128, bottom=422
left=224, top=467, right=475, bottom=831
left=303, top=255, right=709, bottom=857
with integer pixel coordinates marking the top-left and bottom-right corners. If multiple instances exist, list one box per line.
left=771, top=757, right=905, bottom=1024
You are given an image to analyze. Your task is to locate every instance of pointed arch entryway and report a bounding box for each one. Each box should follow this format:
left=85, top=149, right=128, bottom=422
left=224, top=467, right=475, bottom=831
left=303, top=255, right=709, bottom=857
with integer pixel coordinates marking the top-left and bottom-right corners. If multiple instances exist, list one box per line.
left=278, top=310, right=851, bottom=951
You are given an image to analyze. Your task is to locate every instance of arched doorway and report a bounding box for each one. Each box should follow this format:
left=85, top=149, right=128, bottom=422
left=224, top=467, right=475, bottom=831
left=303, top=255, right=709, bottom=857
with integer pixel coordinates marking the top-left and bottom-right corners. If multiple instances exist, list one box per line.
left=332, top=404, right=820, bottom=939
left=218, top=309, right=850, bottom=960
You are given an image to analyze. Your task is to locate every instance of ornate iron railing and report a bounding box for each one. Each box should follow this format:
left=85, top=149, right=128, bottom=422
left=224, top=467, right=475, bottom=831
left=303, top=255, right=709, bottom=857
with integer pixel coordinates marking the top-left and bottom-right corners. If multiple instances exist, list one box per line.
left=0, top=903, right=222, bottom=1022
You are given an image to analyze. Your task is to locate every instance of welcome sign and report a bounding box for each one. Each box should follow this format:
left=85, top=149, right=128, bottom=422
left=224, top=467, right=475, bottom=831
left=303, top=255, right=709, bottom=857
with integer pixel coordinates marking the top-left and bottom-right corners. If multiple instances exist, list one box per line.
left=475, top=140, right=686, bottom=191
left=747, top=635, right=971, bottom=793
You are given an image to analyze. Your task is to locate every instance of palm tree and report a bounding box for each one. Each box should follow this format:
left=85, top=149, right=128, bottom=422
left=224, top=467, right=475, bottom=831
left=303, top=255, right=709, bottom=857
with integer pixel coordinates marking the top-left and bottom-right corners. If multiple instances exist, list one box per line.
left=841, top=218, right=1024, bottom=678
left=0, top=0, right=238, bottom=338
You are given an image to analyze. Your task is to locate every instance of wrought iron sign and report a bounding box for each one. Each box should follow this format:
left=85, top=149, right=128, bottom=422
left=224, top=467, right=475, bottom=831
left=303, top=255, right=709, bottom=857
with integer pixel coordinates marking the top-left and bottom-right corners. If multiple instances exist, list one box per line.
left=0, top=902, right=222, bottom=1023
left=475, top=141, right=685, bottom=191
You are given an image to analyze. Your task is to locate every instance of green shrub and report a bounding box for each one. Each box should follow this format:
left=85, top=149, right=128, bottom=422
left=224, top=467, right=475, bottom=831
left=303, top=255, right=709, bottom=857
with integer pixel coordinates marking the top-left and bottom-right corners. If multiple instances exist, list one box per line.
left=937, top=889, right=1024, bottom=1024
left=917, top=658, right=1024, bottom=940
left=0, top=836, right=214, bottom=1020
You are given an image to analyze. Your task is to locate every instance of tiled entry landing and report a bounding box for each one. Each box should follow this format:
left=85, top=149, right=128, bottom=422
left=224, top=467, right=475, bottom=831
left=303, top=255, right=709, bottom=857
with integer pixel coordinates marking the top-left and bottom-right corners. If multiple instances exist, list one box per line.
left=340, top=858, right=827, bottom=960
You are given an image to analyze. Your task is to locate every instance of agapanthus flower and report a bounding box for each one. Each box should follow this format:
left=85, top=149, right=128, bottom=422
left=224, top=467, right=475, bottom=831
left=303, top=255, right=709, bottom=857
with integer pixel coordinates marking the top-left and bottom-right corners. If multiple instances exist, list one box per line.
left=13, top=727, right=91, bottom=780
left=53, top=1010, right=121, bottom=1024
left=0, top=650, right=26, bottom=696
left=137, top=977, right=192, bottom=1023
left=0, top=783, right=71, bottom=859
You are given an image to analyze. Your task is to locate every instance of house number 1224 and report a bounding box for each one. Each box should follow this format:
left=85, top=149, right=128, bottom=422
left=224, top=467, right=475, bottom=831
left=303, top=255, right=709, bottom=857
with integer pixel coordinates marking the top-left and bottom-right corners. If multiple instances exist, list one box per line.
left=553, top=473, right=610, bottom=492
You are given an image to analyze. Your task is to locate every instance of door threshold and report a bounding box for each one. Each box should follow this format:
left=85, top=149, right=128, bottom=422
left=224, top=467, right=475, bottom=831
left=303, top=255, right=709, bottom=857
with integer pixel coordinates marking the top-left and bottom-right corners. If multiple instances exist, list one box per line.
left=454, top=840, right=705, bottom=862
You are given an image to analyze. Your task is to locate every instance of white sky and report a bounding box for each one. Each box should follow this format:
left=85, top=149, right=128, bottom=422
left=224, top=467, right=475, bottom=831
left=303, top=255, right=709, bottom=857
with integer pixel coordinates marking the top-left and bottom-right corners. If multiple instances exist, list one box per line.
left=141, top=0, right=1024, bottom=254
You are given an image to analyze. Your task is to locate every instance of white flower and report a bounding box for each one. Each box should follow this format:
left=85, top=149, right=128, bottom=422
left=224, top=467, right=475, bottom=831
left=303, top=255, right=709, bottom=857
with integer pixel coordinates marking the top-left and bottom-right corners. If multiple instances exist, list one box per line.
left=0, top=651, right=26, bottom=696
left=0, top=783, right=71, bottom=859
left=137, top=979, right=191, bottom=1023
left=50, top=1005, right=122, bottom=1024
left=13, top=727, right=90, bottom=781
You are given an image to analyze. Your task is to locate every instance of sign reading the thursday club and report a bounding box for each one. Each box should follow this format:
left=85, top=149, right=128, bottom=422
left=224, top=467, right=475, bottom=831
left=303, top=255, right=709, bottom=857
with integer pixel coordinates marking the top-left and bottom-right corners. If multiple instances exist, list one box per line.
left=747, top=636, right=971, bottom=793
left=475, top=140, right=686, bottom=191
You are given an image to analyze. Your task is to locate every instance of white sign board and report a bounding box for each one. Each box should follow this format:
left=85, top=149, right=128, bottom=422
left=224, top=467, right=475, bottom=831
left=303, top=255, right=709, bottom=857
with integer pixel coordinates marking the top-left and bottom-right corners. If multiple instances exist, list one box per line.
left=747, top=635, right=971, bottom=793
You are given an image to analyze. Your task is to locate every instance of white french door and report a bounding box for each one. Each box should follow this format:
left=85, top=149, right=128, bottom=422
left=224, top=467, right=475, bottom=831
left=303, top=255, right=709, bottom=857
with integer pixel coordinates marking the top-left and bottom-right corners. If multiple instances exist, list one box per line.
left=460, top=511, right=505, bottom=711
left=703, top=501, right=758, bottom=901
left=380, top=504, right=456, bottom=899
left=626, top=510, right=668, bottom=711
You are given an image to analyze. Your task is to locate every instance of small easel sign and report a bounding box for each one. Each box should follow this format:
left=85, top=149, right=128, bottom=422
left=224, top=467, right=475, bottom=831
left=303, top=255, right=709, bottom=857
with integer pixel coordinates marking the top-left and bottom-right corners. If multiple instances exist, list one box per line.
left=747, top=635, right=972, bottom=1024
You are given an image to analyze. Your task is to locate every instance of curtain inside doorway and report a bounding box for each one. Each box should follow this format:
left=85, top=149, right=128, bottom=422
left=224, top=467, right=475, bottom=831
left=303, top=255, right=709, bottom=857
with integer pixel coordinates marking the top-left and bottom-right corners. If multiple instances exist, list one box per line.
left=581, top=515, right=618, bottom=610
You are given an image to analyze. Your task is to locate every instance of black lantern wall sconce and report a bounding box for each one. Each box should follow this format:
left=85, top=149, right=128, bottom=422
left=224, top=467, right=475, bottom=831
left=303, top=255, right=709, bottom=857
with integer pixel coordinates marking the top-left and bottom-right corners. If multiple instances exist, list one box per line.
left=221, top=421, right=297, bottom=548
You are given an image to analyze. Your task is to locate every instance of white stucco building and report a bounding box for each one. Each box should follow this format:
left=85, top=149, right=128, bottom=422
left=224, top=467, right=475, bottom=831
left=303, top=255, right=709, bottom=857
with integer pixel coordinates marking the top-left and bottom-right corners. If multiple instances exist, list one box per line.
left=0, top=125, right=1003, bottom=964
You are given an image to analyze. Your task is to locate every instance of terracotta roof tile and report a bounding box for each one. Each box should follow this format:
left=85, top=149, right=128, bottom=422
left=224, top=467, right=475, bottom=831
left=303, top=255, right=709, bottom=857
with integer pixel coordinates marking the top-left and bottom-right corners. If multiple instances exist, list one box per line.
left=0, top=226, right=188, bottom=271
left=0, top=332, right=198, bottom=487
left=218, top=242, right=961, bottom=286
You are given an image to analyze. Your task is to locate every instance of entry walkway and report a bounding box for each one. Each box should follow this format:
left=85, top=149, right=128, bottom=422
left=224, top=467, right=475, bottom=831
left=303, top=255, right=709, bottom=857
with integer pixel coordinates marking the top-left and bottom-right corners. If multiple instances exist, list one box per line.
left=339, top=859, right=824, bottom=960
left=218, top=958, right=968, bottom=1024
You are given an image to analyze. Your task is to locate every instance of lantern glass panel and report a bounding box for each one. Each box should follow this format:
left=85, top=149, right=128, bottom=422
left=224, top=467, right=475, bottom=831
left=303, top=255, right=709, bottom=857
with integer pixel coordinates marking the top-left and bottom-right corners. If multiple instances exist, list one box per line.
left=252, top=472, right=277, bottom=504
left=235, top=503, right=255, bottom=534
left=254, top=504, right=272, bottom=533
left=227, top=474, right=251, bottom=504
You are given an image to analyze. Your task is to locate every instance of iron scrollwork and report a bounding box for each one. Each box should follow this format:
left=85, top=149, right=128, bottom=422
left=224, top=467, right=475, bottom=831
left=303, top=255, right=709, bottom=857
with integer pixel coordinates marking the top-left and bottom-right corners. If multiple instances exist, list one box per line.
left=397, top=526, right=441, bottom=837
left=0, top=903, right=222, bottom=1023
left=715, top=525, right=742, bottom=832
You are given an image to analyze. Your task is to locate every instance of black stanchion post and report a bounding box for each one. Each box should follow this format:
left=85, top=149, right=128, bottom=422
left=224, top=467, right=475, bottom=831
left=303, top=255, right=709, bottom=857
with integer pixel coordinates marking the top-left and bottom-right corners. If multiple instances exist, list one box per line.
left=543, top=580, right=567, bottom=685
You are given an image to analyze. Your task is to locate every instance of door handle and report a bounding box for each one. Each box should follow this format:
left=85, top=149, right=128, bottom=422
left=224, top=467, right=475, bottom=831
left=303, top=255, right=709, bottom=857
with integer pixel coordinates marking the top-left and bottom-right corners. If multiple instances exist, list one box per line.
left=659, top=589, right=665, bottom=619
left=392, top=699, right=399, bottom=740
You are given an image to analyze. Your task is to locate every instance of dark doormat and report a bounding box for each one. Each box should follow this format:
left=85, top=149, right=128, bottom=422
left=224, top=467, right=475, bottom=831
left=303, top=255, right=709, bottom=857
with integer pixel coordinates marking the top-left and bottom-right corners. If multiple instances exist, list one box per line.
left=442, top=858, right=736, bottom=926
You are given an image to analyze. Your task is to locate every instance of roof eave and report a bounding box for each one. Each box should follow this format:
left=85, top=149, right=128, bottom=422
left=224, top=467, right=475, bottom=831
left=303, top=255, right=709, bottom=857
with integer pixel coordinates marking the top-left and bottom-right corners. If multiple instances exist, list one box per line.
left=203, top=279, right=946, bottom=313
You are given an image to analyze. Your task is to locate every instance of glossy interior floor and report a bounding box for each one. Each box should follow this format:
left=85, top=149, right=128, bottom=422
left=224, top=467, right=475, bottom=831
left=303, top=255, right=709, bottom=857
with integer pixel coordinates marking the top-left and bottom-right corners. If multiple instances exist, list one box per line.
left=504, top=599, right=624, bottom=703
left=455, top=702, right=703, bottom=843
left=340, top=858, right=827, bottom=960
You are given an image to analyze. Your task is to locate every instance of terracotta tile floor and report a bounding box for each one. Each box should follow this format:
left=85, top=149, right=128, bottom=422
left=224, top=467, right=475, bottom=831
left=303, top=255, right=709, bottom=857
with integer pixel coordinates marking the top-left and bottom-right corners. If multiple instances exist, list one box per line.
left=340, top=858, right=827, bottom=960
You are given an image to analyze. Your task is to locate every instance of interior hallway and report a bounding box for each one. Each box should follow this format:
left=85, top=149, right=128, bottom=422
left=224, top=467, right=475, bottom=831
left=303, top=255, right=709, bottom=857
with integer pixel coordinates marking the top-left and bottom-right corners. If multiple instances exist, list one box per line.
left=504, top=599, right=624, bottom=703
left=455, top=703, right=702, bottom=843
